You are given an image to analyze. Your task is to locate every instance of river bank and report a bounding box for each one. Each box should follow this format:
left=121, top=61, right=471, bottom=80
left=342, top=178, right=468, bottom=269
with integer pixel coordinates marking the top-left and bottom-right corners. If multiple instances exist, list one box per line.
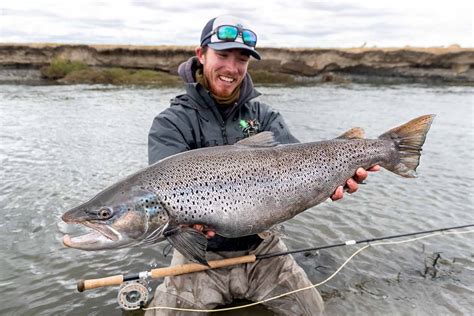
left=1, top=43, right=473, bottom=85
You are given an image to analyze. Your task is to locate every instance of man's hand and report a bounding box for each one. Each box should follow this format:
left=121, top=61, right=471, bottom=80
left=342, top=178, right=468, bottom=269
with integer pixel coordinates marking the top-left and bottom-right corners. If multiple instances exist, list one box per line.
left=189, top=224, right=216, bottom=239
left=331, top=165, right=381, bottom=201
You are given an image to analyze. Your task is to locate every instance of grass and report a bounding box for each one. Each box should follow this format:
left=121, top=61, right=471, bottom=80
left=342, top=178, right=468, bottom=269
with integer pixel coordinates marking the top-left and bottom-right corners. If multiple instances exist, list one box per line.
left=40, top=58, right=298, bottom=86
left=41, top=58, right=181, bottom=86
left=248, top=69, right=296, bottom=85
left=62, top=68, right=181, bottom=86
left=40, top=58, right=88, bottom=79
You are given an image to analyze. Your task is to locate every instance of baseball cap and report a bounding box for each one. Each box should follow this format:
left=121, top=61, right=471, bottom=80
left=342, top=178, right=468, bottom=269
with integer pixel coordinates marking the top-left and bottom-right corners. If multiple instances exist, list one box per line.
left=200, top=15, right=261, bottom=60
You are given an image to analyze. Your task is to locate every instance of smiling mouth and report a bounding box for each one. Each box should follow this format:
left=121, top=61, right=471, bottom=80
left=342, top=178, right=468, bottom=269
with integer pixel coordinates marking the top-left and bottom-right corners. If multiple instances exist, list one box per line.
left=218, top=75, right=235, bottom=83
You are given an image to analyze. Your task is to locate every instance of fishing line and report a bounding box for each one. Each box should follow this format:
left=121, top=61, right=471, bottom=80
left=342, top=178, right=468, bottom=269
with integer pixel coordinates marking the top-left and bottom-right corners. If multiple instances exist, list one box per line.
left=257, top=223, right=474, bottom=259
left=142, top=226, right=474, bottom=313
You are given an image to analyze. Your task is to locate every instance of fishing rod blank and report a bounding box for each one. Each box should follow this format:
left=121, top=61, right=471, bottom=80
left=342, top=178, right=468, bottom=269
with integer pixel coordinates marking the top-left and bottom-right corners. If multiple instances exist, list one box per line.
left=76, top=224, right=474, bottom=292
left=257, top=223, right=474, bottom=259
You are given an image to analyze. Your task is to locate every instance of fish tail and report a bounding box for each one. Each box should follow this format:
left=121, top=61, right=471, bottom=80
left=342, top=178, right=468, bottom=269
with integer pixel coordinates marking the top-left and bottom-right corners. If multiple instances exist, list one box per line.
left=378, top=114, right=435, bottom=178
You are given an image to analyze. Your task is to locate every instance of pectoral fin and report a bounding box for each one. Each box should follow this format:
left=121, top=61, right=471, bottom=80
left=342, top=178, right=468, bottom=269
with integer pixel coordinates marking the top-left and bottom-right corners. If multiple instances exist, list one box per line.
left=163, top=225, right=209, bottom=266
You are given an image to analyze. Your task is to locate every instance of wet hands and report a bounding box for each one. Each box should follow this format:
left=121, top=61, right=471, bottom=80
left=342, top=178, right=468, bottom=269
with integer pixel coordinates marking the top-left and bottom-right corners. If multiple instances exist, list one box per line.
left=331, top=165, right=380, bottom=201
left=186, top=224, right=216, bottom=239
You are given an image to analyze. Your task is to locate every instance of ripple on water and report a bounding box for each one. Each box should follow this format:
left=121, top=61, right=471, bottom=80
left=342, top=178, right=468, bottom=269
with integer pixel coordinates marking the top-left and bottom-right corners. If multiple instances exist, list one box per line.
left=0, top=84, right=473, bottom=314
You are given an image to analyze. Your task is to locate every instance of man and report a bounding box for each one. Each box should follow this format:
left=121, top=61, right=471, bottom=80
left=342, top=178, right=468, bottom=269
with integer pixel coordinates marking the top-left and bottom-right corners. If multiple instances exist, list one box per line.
left=146, top=15, right=378, bottom=315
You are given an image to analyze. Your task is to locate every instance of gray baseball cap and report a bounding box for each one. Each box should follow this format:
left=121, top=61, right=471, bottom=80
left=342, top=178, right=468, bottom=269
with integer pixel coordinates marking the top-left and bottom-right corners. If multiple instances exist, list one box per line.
left=200, top=15, right=261, bottom=60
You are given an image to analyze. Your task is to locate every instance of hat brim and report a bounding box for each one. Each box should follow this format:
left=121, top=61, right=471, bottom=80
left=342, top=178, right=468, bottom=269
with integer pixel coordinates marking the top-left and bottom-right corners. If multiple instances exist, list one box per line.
left=208, top=42, right=261, bottom=60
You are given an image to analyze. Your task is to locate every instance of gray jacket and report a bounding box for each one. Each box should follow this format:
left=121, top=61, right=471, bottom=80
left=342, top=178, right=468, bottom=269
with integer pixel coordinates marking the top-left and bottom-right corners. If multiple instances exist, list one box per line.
left=148, top=57, right=299, bottom=250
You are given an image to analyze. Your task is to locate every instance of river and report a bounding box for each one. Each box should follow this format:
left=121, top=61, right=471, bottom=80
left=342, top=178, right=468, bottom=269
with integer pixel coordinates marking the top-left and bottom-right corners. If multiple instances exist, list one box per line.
left=0, top=83, right=473, bottom=315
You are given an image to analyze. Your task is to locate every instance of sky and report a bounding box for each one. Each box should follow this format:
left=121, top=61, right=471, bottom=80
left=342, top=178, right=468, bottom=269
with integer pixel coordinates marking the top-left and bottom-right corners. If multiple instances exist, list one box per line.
left=0, top=0, right=472, bottom=48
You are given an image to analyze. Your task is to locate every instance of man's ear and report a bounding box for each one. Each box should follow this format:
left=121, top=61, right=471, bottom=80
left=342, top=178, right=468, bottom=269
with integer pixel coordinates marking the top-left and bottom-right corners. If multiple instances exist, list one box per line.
left=195, top=46, right=205, bottom=64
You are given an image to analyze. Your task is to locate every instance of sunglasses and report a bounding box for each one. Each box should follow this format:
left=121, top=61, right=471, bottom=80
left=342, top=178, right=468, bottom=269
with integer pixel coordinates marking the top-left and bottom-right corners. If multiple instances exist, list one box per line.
left=203, top=25, right=257, bottom=47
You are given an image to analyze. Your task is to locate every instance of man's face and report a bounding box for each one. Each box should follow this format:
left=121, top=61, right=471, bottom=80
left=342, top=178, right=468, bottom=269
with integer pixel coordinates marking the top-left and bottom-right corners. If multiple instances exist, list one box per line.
left=196, top=47, right=250, bottom=98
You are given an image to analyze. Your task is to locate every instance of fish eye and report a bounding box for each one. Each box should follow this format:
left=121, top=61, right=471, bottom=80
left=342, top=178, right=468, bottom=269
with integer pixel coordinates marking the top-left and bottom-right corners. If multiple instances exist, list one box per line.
left=98, top=207, right=113, bottom=219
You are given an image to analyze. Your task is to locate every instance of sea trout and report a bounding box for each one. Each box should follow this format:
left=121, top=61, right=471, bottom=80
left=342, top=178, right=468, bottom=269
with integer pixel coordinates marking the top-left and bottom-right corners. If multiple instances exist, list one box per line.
left=62, top=115, right=435, bottom=265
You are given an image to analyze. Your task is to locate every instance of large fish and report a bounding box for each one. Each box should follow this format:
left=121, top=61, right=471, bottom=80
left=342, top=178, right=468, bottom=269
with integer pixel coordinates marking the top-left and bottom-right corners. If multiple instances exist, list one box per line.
left=62, top=115, right=435, bottom=265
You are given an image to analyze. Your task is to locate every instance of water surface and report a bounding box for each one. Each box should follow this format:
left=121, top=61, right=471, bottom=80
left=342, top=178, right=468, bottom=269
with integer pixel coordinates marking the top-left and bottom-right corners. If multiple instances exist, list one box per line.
left=0, top=83, right=473, bottom=315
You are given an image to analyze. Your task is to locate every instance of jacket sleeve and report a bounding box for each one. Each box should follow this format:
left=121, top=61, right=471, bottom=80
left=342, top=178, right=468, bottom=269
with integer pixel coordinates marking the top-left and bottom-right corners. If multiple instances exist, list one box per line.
left=148, top=108, right=192, bottom=165
left=258, top=102, right=300, bottom=144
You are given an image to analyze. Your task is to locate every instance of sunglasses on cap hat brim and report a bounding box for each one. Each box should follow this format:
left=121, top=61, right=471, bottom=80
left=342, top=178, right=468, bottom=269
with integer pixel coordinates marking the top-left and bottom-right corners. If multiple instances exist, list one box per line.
left=201, top=25, right=260, bottom=59
left=201, top=25, right=257, bottom=47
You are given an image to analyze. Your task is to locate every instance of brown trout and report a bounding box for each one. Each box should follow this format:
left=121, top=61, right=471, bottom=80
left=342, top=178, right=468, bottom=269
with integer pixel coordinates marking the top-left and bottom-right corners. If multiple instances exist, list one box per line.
left=62, top=115, right=435, bottom=264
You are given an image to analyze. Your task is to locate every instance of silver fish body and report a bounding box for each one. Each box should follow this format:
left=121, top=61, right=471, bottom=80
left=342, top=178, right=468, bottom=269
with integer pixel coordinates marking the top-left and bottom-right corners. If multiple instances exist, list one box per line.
left=62, top=115, right=435, bottom=264
left=144, top=139, right=390, bottom=236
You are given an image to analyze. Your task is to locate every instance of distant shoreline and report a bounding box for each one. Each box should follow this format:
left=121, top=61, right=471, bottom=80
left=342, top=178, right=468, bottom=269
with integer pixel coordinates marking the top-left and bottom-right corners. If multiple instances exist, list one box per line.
left=1, top=43, right=473, bottom=85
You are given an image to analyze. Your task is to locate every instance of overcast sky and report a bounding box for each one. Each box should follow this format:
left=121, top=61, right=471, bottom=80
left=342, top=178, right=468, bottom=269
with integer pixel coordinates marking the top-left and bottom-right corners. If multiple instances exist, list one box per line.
left=1, top=0, right=472, bottom=48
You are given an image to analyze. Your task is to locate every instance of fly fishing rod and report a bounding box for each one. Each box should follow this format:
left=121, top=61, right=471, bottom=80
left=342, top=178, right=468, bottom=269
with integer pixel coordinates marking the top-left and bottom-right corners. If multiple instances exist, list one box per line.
left=77, top=224, right=474, bottom=292
left=76, top=223, right=474, bottom=300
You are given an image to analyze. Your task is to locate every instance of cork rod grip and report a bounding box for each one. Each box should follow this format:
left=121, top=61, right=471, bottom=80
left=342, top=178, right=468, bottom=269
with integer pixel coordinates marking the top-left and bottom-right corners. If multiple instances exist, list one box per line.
left=150, top=254, right=257, bottom=278
left=77, top=275, right=124, bottom=292
left=76, top=254, right=257, bottom=292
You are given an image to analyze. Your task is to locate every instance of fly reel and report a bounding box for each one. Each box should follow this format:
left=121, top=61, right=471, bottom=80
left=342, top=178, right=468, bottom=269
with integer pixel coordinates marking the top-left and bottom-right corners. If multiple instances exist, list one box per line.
left=117, top=279, right=150, bottom=310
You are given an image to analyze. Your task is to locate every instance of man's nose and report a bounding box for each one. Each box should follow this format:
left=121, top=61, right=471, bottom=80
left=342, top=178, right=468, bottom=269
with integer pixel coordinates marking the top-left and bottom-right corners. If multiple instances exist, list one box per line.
left=225, top=56, right=240, bottom=71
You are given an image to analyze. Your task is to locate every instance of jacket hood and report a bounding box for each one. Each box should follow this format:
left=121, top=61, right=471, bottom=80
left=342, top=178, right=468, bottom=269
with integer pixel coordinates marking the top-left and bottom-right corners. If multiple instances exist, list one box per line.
left=177, top=57, right=200, bottom=84
left=177, top=56, right=260, bottom=108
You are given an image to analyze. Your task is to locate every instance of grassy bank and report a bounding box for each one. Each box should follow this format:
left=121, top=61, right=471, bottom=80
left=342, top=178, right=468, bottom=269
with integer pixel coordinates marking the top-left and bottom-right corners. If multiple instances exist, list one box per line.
left=40, top=58, right=298, bottom=86
left=41, top=58, right=181, bottom=86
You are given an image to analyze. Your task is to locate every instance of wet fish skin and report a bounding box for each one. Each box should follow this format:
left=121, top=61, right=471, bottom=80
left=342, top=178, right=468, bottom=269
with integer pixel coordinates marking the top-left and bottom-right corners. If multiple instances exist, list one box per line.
left=62, top=115, right=435, bottom=265
left=62, top=180, right=170, bottom=250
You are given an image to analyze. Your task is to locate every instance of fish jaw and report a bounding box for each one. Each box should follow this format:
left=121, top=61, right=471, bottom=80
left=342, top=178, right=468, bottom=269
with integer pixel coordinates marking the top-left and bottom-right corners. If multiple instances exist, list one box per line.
left=62, top=221, right=131, bottom=250
left=61, top=204, right=125, bottom=249
left=61, top=195, right=149, bottom=250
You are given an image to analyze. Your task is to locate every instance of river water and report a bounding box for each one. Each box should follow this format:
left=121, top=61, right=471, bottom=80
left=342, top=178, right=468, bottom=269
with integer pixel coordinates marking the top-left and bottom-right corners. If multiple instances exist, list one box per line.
left=0, top=83, right=473, bottom=315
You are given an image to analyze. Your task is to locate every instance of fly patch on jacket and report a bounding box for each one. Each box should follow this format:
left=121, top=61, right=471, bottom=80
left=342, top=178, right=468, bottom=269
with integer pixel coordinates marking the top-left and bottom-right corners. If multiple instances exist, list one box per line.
left=239, top=119, right=261, bottom=138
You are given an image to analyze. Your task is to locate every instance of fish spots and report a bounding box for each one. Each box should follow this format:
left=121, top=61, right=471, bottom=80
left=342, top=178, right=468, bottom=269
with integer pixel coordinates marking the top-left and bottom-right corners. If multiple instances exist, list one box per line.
left=135, top=139, right=390, bottom=232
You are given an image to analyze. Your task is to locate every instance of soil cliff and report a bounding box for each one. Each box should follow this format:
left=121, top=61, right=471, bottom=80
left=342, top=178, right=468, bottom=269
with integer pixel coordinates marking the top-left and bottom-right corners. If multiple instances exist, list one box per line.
left=1, top=43, right=472, bottom=85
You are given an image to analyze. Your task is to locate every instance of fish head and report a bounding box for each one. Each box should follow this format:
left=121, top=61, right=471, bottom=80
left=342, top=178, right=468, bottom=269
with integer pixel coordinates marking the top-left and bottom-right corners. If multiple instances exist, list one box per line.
left=62, top=183, right=169, bottom=250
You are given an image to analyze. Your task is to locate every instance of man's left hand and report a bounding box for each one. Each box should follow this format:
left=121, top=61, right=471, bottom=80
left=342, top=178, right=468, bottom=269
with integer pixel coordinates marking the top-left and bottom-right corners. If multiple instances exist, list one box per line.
left=190, top=224, right=216, bottom=239
left=331, top=165, right=381, bottom=201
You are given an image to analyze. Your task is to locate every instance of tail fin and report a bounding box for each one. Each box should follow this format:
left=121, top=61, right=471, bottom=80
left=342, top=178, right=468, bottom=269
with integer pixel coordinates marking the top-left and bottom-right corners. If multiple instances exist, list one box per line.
left=378, top=114, right=435, bottom=178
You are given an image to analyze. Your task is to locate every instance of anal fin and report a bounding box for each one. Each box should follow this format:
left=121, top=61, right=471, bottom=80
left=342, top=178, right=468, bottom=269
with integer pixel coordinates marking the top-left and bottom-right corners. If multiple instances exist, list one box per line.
left=164, top=225, right=209, bottom=266
left=258, top=224, right=287, bottom=239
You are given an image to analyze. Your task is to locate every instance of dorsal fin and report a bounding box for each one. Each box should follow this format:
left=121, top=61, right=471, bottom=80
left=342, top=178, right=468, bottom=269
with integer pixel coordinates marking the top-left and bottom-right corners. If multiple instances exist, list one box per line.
left=236, top=131, right=279, bottom=147
left=336, top=127, right=365, bottom=140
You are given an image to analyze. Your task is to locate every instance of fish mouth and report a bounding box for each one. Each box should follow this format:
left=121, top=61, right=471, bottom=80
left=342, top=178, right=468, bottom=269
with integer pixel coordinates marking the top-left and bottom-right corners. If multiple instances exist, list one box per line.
left=62, top=221, right=123, bottom=250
